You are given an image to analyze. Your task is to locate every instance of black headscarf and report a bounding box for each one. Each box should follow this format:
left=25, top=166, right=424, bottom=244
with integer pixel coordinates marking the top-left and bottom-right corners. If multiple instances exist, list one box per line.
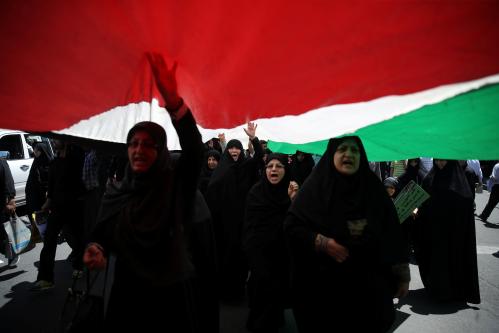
left=208, top=139, right=247, bottom=187
left=96, top=121, right=193, bottom=286
left=226, top=139, right=244, bottom=151
left=287, top=136, right=406, bottom=264
left=290, top=150, right=315, bottom=186
left=422, top=160, right=473, bottom=199
left=26, top=142, right=53, bottom=212
left=198, top=149, right=221, bottom=194
left=244, top=153, right=291, bottom=249
left=100, top=122, right=171, bottom=221
left=202, top=150, right=221, bottom=174
left=289, top=136, right=369, bottom=230
left=397, top=158, right=425, bottom=191
left=34, top=142, right=53, bottom=162
left=29, top=142, right=52, bottom=177
left=261, top=153, right=290, bottom=203
left=247, top=153, right=291, bottom=218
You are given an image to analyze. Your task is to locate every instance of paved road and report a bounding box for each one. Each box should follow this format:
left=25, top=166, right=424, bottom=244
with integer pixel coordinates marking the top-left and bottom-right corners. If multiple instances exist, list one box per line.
left=1, top=192, right=498, bottom=333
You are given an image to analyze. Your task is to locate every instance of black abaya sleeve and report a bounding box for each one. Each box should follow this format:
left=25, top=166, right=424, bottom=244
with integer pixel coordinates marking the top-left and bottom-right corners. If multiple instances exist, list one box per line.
left=174, top=110, right=205, bottom=218
left=284, top=213, right=317, bottom=254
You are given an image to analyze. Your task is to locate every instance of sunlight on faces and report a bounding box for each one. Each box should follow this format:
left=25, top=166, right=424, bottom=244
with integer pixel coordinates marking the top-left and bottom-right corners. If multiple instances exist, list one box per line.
left=228, top=146, right=241, bottom=161
left=333, top=139, right=360, bottom=175
left=266, top=159, right=285, bottom=184
left=127, top=131, right=158, bottom=173
left=207, top=156, right=218, bottom=170
left=435, top=159, right=448, bottom=170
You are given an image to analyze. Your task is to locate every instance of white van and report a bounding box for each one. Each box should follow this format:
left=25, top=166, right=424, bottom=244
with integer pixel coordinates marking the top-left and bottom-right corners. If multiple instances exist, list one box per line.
left=0, top=129, right=54, bottom=207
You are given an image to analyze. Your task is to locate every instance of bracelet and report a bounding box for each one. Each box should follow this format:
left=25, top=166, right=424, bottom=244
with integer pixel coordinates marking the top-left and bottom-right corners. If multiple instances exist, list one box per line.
left=168, top=99, right=189, bottom=122
left=315, top=234, right=329, bottom=253
left=320, top=235, right=329, bottom=252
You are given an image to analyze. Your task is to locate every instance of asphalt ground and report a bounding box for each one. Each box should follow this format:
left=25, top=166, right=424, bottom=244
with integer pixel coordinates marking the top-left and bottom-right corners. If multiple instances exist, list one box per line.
left=1, top=191, right=498, bottom=333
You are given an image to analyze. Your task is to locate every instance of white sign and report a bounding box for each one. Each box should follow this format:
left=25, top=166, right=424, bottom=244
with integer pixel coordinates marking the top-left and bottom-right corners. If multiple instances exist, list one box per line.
left=393, top=180, right=430, bottom=223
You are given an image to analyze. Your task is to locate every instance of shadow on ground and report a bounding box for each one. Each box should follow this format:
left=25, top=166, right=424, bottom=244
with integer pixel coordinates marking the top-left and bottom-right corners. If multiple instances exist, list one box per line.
left=0, top=259, right=73, bottom=333
left=396, top=288, right=477, bottom=316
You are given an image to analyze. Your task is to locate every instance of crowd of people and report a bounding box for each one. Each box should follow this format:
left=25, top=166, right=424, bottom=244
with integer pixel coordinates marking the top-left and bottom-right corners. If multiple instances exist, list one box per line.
left=1, top=53, right=498, bottom=332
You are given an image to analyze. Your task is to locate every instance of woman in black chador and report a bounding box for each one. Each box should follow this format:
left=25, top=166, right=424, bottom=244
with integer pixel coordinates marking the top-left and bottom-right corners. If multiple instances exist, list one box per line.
left=285, top=136, right=410, bottom=333
left=289, top=150, right=314, bottom=186
left=205, top=127, right=263, bottom=301
left=25, top=142, right=52, bottom=215
left=414, top=159, right=480, bottom=304
left=394, top=157, right=425, bottom=255
left=198, top=149, right=220, bottom=196
left=396, top=158, right=425, bottom=192
left=243, top=153, right=299, bottom=332
left=83, top=54, right=217, bottom=332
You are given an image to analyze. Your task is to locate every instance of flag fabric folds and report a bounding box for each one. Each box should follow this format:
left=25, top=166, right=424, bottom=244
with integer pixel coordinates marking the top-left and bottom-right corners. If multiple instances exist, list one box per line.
left=1, top=1, right=498, bottom=158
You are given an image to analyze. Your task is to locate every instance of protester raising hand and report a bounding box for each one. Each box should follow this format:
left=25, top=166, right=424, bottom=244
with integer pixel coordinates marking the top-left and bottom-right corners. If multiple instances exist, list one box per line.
left=80, top=53, right=216, bottom=331
left=205, top=122, right=264, bottom=301
left=146, top=52, right=183, bottom=111
left=244, top=122, right=258, bottom=139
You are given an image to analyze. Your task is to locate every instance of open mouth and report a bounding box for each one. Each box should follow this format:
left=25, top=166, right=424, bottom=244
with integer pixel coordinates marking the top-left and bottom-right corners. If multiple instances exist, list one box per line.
left=132, top=155, right=149, bottom=166
left=342, top=159, right=353, bottom=166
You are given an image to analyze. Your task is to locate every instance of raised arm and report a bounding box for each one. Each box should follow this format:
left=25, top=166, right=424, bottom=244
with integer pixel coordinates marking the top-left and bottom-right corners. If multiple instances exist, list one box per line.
left=147, top=52, right=204, bottom=202
left=218, top=133, right=226, bottom=152
left=244, top=122, right=263, bottom=161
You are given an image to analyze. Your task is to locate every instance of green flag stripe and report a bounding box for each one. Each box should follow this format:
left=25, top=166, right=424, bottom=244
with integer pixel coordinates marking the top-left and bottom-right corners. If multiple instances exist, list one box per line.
left=268, top=83, right=499, bottom=161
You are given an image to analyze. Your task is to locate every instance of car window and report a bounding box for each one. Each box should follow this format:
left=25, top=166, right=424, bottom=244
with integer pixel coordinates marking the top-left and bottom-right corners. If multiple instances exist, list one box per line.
left=0, top=134, right=25, bottom=160
left=24, top=134, right=54, bottom=159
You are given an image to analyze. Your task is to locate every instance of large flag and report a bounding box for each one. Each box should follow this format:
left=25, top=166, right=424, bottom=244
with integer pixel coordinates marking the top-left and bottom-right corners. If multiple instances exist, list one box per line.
left=1, top=1, right=498, bottom=159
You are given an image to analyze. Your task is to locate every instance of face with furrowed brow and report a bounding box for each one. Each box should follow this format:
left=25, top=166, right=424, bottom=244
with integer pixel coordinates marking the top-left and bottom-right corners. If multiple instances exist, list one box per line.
left=266, top=159, right=286, bottom=185
left=333, top=139, right=360, bottom=176
left=127, top=131, right=158, bottom=173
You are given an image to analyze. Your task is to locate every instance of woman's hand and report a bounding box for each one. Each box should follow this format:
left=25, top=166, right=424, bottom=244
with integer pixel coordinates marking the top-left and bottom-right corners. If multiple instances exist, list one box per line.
left=288, top=181, right=299, bottom=200
left=391, top=263, right=410, bottom=298
left=146, top=52, right=183, bottom=111
left=315, top=234, right=349, bottom=263
left=243, top=122, right=257, bottom=140
left=326, top=238, right=349, bottom=263
left=218, top=133, right=226, bottom=144
left=83, top=243, right=107, bottom=271
left=5, top=198, right=16, bottom=214
left=394, top=282, right=409, bottom=298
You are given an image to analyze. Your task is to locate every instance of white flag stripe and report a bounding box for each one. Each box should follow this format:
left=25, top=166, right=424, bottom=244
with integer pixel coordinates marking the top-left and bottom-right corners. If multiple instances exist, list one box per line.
left=55, top=73, right=499, bottom=147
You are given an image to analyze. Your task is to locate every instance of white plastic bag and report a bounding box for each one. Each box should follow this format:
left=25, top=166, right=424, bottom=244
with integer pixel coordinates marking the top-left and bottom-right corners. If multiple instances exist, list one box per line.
left=3, top=214, right=32, bottom=254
